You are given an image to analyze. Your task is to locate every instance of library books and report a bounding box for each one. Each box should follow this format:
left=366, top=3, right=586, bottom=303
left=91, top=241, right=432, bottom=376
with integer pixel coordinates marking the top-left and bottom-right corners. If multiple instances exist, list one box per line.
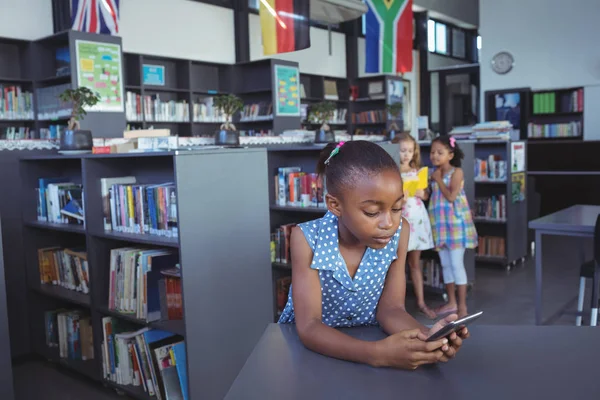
left=38, top=247, right=90, bottom=293
left=192, top=96, right=227, bottom=123
left=45, top=309, right=94, bottom=360
left=474, top=196, right=507, bottom=221
left=125, top=91, right=143, bottom=122
left=477, top=236, right=506, bottom=258
left=271, top=224, right=296, bottom=264
left=36, top=83, right=72, bottom=121
left=239, top=102, right=273, bottom=121
left=275, top=277, right=291, bottom=316
left=420, top=259, right=443, bottom=289
left=474, top=155, right=507, bottom=181
left=108, top=247, right=180, bottom=322
left=0, top=84, right=34, bottom=120
left=275, top=167, right=326, bottom=208
left=39, top=124, right=68, bottom=140
left=351, top=110, right=386, bottom=124
left=2, top=126, right=34, bottom=140
left=306, top=108, right=347, bottom=124
left=533, top=89, right=583, bottom=114
left=36, top=178, right=84, bottom=224
left=101, top=321, right=188, bottom=400
left=101, top=177, right=178, bottom=237
left=527, top=121, right=582, bottom=138
left=143, top=94, right=190, bottom=123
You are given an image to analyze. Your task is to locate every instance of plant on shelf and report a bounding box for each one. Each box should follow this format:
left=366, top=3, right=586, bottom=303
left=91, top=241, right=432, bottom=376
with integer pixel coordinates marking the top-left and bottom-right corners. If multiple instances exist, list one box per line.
left=59, top=87, right=101, bottom=131
left=386, top=102, right=403, bottom=140
left=213, top=94, right=244, bottom=146
left=57, top=87, right=101, bottom=153
left=311, top=101, right=337, bottom=143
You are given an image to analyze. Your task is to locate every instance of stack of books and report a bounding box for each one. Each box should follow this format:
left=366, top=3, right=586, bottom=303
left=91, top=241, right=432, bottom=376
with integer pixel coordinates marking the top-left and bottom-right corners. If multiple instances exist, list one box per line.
left=38, top=247, right=90, bottom=293
left=36, top=178, right=84, bottom=224
left=471, top=121, right=513, bottom=140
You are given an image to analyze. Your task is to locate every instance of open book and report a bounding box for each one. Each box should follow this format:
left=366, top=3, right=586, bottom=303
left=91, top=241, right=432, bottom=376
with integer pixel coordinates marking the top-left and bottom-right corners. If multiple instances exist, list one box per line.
left=403, top=167, right=428, bottom=197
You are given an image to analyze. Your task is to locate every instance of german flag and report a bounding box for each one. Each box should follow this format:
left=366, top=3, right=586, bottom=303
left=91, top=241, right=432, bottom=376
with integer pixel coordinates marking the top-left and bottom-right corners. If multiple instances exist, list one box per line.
left=259, top=0, right=310, bottom=55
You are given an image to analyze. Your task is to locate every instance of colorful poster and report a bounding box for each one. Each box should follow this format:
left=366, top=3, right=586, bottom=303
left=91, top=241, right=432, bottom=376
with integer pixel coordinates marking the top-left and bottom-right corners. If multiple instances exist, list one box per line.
left=511, top=172, right=526, bottom=203
left=511, top=141, right=526, bottom=173
left=75, top=40, right=123, bottom=112
left=143, top=64, right=165, bottom=86
left=274, top=65, right=300, bottom=116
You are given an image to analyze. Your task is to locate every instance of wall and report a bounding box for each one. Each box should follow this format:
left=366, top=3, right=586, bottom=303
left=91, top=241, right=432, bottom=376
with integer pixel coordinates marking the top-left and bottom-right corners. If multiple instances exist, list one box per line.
left=120, top=0, right=236, bottom=64
left=480, top=0, right=600, bottom=120
left=0, top=0, right=53, bottom=40
left=248, top=14, right=347, bottom=78
left=416, top=0, right=479, bottom=27
left=357, top=38, right=419, bottom=139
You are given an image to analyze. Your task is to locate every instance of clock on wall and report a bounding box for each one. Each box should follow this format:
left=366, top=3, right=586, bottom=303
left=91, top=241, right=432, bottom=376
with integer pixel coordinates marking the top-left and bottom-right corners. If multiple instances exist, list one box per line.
left=491, top=52, right=514, bottom=75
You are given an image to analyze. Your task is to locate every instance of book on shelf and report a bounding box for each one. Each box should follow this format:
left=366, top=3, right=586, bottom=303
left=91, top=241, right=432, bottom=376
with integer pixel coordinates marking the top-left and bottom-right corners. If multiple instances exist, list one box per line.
left=410, top=259, right=443, bottom=290
left=38, top=247, right=90, bottom=293
left=276, top=277, right=291, bottom=316
left=125, top=91, right=143, bottom=122
left=101, top=320, right=188, bottom=400
left=39, top=124, right=68, bottom=140
left=2, top=126, right=34, bottom=140
left=474, top=196, right=506, bottom=220
left=351, top=110, right=386, bottom=124
left=239, top=102, right=273, bottom=121
left=36, top=178, right=84, bottom=224
left=271, top=224, right=296, bottom=264
left=101, top=177, right=178, bottom=237
left=36, top=83, right=72, bottom=121
left=474, top=155, right=507, bottom=181
left=275, top=167, right=326, bottom=208
left=108, top=248, right=181, bottom=322
left=143, top=94, right=190, bottom=122
left=533, top=89, right=583, bottom=114
left=192, top=96, right=226, bottom=123
left=477, top=236, right=506, bottom=257
left=158, top=268, right=183, bottom=321
left=45, top=309, right=94, bottom=360
left=527, top=121, right=582, bottom=138
left=306, top=107, right=347, bottom=124
left=324, top=80, right=339, bottom=100
left=0, top=84, right=34, bottom=120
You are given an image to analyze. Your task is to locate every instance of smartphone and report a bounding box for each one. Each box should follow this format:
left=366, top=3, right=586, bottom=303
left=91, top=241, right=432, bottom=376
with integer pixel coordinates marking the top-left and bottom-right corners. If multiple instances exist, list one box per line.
left=426, top=311, right=483, bottom=342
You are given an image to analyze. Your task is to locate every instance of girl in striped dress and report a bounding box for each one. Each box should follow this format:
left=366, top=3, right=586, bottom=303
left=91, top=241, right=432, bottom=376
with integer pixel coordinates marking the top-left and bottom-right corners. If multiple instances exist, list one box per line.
left=428, top=136, right=478, bottom=318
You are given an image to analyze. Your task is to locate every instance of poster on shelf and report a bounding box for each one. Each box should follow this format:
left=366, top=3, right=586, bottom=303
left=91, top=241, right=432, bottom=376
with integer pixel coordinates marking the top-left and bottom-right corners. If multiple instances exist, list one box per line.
left=142, top=64, right=165, bottom=86
left=511, top=141, right=526, bottom=173
left=274, top=65, right=300, bottom=116
left=511, top=172, right=526, bottom=203
left=75, top=40, right=124, bottom=112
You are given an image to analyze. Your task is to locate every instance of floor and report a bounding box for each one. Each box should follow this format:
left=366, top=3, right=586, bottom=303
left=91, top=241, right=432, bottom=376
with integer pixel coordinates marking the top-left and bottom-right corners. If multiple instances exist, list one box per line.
left=12, top=235, right=595, bottom=399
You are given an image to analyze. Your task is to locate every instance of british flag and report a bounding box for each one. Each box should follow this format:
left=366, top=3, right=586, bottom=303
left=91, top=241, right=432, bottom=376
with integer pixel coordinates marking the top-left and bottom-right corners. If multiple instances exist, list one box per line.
left=71, top=0, right=120, bottom=35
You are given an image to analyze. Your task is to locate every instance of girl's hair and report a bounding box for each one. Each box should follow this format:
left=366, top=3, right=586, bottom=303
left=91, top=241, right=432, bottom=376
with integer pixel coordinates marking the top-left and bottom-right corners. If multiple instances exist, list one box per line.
left=316, top=140, right=400, bottom=196
left=392, top=132, right=421, bottom=169
left=431, top=135, right=464, bottom=167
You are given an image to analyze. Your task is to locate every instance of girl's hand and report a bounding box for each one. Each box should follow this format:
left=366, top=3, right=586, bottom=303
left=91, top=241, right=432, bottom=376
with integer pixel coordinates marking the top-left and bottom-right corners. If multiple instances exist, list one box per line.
left=431, top=169, right=442, bottom=183
left=426, top=314, right=469, bottom=361
left=414, top=189, right=425, bottom=199
left=373, top=329, right=448, bottom=369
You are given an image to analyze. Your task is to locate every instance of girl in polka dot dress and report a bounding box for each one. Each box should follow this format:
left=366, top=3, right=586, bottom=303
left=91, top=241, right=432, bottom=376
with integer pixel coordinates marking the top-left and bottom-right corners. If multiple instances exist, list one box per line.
left=278, top=141, right=469, bottom=370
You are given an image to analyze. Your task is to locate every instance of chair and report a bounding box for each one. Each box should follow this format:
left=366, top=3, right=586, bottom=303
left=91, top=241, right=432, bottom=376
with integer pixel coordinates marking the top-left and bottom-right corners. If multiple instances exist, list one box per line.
left=575, top=214, right=600, bottom=326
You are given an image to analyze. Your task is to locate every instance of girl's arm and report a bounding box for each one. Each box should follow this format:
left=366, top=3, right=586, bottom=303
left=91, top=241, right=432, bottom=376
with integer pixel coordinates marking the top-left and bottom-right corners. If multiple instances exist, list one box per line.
left=376, top=218, right=427, bottom=334
left=290, top=227, right=381, bottom=366
left=435, top=168, right=464, bottom=202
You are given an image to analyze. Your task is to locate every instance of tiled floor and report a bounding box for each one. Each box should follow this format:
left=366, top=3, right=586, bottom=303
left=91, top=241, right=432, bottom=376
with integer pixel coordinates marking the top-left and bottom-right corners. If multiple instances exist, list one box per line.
left=12, top=234, right=595, bottom=399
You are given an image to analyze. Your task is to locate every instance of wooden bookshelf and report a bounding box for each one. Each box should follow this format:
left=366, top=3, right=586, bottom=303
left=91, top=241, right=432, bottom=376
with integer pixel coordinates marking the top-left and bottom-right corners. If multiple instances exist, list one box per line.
left=20, top=149, right=272, bottom=400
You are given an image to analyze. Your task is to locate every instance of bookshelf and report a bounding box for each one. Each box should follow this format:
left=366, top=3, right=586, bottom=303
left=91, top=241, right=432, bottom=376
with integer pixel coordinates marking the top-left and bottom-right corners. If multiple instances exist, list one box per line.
left=472, top=140, right=528, bottom=270
left=299, top=73, right=350, bottom=132
left=0, top=215, right=14, bottom=399
left=528, top=87, right=584, bottom=141
left=266, top=143, right=400, bottom=320
left=20, top=149, right=272, bottom=399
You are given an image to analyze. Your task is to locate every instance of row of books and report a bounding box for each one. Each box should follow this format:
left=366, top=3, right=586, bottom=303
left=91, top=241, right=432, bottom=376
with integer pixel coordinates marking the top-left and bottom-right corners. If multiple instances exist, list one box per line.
left=0, top=85, right=34, bottom=120
left=239, top=102, right=273, bottom=121
left=271, top=224, right=295, bottom=264
left=38, top=247, right=90, bottom=294
left=351, top=110, right=386, bottom=124
left=418, top=259, right=444, bottom=290
left=473, top=195, right=507, bottom=221
left=101, top=320, right=188, bottom=400
left=2, top=127, right=34, bottom=140
left=39, top=124, right=68, bottom=140
left=101, top=177, right=178, bottom=238
left=306, top=108, right=348, bottom=124
left=474, top=155, right=507, bottom=181
left=192, top=96, right=226, bottom=123
left=275, top=167, right=326, bottom=208
left=532, top=89, right=583, bottom=114
left=36, top=83, right=72, bottom=121
left=527, top=121, right=582, bottom=138
left=45, top=309, right=94, bottom=360
left=125, top=91, right=143, bottom=121
left=36, top=178, right=84, bottom=224
left=108, top=247, right=182, bottom=322
left=145, top=95, right=190, bottom=123
left=275, top=276, right=291, bottom=316
left=477, top=236, right=506, bottom=257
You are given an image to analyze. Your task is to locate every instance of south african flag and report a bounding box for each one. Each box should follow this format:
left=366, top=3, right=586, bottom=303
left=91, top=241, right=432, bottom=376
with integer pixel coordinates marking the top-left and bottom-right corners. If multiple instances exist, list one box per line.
left=365, top=0, right=413, bottom=74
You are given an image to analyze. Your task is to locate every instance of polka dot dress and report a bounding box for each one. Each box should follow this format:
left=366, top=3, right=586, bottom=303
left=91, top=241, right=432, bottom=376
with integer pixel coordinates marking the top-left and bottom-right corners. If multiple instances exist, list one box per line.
left=278, top=211, right=402, bottom=328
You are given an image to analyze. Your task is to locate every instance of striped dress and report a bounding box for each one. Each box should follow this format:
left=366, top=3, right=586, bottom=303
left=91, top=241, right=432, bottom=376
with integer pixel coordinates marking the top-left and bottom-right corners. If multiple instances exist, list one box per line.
left=428, top=168, right=478, bottom=250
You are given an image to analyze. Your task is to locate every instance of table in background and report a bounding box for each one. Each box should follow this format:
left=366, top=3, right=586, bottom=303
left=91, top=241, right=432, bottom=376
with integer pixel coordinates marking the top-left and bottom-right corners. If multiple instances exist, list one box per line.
left=226, top=324, right=600, bottom=400
left=529, top=205, right=600, bottom=325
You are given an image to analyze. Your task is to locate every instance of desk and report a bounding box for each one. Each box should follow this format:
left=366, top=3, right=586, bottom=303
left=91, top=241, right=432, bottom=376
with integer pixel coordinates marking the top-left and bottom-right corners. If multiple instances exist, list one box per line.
left=226, top=324, right=600, bottom=400
left=529, top=205, right=600, bottom=325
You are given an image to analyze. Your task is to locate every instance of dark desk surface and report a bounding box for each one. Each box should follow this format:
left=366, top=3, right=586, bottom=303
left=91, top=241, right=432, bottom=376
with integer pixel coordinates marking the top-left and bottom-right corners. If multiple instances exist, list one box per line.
left=226, top=324, right=600, bottom=400
left=528, top=204, right=600, bottom=233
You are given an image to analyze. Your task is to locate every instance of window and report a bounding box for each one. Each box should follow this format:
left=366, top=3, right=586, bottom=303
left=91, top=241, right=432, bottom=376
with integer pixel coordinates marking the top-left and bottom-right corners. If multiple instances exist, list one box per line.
left=452, top=28, right=465, bottom=59
left=249, top=0, right=258, bottom=9
left=427, top=20, right=436, bottom=52
left=434, top=21, right=448, bottom=54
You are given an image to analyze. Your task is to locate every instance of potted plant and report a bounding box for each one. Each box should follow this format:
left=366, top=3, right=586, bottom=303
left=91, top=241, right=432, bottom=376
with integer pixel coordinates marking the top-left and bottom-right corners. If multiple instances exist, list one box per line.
left=214, top=94, right=244, bottom=146
left=386, top=102, right=403, bottom=141
left=311, top=101, right=337, bottom=143
left=58, top=87, right=101, bottom=153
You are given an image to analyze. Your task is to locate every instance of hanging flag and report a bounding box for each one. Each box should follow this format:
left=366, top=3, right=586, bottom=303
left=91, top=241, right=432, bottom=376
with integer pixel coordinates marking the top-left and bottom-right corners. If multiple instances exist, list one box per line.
left=71, top=0, right=120, bottom=35
left=259, top=0, right=310, bottom=56
left=365, top=0, right=413, bottom=74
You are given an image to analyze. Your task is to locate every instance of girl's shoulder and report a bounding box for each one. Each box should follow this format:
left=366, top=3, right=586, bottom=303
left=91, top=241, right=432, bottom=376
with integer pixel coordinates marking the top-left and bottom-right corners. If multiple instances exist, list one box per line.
left=296, top=211, right=337, bottom=251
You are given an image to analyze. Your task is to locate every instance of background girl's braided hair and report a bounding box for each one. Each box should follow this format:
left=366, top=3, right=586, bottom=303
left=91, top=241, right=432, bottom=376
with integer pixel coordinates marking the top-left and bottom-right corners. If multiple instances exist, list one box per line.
left=316, top=140, right=400, bottom=196
left=431, top=135, right=464, bottom=168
